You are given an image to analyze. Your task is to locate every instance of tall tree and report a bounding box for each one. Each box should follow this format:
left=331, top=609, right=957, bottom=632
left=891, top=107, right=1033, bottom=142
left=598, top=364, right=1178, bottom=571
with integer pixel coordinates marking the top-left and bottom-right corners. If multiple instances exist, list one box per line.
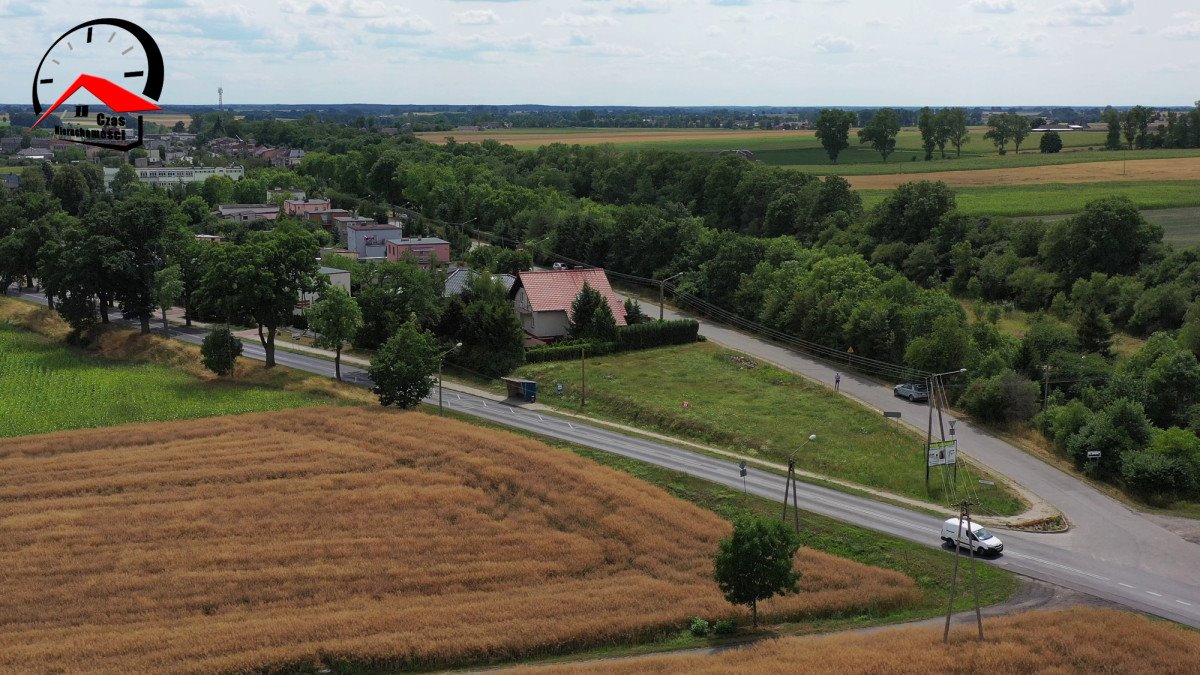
left=1123, top=105, right=1155, bottom=149
left=152, top=264, right=183, bottom=335
left=984, top=114, right=1013, bottom=154
left=452, top=275, right=526, bottom=378
left=307, top=286, right=362, bottom=381
left=940, top=108, right=971, bottom=157
left=917, top=107, right=938, bottom=161
left=713, top=516, right=801, bottom=627
left=813, top=108, right=855, bottom=164
left=1075, top=303, right=1114, bottom=357
left=857, top=108, right=900, bottom=162
left=107, top=193, right=185, bottom=334
left=197, top=225, right=322, bottom=367
left=1102, top=108, right=1124, bottom=150
left=1007, top=113, right=1032, bottom=155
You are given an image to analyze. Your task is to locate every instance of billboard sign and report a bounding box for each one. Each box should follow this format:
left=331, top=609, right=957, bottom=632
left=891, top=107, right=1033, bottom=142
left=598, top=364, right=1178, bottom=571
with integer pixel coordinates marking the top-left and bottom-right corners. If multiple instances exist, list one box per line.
left=927, top=440, right=958, bottom=467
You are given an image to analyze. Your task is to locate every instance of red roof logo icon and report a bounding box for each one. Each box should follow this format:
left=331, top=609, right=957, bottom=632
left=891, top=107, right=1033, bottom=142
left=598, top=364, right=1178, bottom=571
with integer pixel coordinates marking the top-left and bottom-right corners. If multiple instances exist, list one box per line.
left=32, top=73, right=161, bottom=129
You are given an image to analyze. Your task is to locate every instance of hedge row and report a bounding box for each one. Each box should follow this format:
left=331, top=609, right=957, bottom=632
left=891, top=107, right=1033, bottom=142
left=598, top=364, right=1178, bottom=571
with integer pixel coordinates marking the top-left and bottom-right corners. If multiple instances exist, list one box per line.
left=525, top=341, right=617, bottom=363
left=617, top=319, right=700, bottom=351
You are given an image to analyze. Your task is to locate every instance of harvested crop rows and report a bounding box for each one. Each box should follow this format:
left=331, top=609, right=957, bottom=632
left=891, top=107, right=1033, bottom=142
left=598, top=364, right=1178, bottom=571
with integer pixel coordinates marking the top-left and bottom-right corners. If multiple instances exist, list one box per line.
left=843, top=156, right=1200, bottom=190
left=0, top=407, right=920, bottom=672
left=532, top=607, right=1200, bottom=674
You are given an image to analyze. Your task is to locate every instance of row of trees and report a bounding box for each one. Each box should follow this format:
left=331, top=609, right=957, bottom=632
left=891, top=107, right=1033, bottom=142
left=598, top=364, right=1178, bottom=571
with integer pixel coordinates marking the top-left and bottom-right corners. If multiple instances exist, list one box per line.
left=813, top=107, right=971, bottom=163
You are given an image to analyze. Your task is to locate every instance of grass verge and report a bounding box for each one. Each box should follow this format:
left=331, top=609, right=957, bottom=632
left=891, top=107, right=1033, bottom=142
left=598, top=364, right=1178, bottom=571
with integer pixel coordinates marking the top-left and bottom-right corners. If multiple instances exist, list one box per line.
left=503, top=343, right=1023, bottom=516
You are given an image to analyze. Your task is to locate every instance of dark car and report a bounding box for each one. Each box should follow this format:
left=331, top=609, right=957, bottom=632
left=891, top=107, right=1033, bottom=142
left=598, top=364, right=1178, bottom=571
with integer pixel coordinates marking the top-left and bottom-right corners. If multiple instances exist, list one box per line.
left=893, top=382, right=929, bottom=402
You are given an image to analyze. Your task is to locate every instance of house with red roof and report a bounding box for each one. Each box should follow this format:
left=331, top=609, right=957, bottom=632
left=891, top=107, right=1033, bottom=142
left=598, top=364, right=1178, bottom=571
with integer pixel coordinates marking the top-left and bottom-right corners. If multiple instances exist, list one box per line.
left=510, top=269, right=627, bottom=340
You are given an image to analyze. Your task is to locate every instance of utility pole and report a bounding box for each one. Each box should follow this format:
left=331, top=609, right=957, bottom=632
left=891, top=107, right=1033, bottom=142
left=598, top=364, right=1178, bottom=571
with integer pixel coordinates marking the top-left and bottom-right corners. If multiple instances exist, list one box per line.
left=943, top=499, right=985, bottom=644
left=659, top=272, right=684, bottom=321
left=781, top=435, right=815, bottom=534
left=926, top=375, right=934, bottom=491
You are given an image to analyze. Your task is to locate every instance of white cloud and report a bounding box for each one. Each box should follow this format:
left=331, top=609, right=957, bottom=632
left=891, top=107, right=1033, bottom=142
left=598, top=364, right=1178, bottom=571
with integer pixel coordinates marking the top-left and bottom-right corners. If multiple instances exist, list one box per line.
left=812, top=33, right=856, bottom=53
left=970, top=0, right=1017, bottom=14
left=365, top=15, right=434, bottom=35
left=543, top=13, right=618, bottom=27
left=456, top=9, right=499, bottom=26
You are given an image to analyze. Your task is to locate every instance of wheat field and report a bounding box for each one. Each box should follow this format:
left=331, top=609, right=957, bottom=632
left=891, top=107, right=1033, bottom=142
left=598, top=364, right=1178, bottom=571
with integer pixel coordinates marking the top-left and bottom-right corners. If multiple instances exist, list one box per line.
left=0, top=407, right=919, bottom=672
left=531, top=607, right=1200, bottom=674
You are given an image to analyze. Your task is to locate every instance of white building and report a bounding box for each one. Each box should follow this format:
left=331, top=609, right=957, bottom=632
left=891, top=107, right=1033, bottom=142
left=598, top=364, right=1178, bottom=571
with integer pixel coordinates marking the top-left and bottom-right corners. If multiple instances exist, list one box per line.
left=102, top=165, right=245, bottom=188
left=299, top=267, right=352, bottom=309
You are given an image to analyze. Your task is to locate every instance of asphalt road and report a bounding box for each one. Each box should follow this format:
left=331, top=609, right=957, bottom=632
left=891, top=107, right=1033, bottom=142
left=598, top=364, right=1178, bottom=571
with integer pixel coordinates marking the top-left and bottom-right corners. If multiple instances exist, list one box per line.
left=8, top=288, right=1200, bottom=628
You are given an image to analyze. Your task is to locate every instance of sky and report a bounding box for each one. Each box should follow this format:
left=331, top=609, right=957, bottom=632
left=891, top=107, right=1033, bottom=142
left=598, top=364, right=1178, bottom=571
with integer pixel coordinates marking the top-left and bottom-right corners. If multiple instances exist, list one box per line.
left=1, top=0, right=1197, bottom=107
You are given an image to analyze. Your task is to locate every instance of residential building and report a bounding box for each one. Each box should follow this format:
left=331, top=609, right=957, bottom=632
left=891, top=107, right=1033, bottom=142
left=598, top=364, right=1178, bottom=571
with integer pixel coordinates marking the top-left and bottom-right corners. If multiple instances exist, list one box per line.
left=217, top=204, right=279, bottom=222
left=195, top=234, right=224, bottom=243
left=285, top=149, right=306, bottom=167
left=509, top=269, right=627, bottom=340
left=306, top=208, right=353, bottom=231
left=299, top=267, right=352, bottom=309
left=284, top=198, right=331, bottom=217
left=1, top=174, right=19, bottom=190
left=319, top=246, right=359, bottom=261
left=385, top=237, right=451, bottom=269
left=0, top=137, right=22, bottom=154
left=343, top=219, right=396, bottom=257
left=16, top=148, right=48, bottom=160
left=443, top=267, right=516, bottom=297
left=102, top=165, right=244, bottom=188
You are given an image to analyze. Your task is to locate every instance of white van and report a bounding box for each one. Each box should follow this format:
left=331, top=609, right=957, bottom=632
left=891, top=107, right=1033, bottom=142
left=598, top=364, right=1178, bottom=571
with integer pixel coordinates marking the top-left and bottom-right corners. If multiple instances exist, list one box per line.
left=941, top=518, right=1004, bottom=556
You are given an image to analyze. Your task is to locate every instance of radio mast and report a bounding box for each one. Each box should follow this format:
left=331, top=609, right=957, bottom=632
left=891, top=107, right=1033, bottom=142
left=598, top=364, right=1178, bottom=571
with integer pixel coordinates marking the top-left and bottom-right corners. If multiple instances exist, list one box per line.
left=218, top=87, right=224, bottom=112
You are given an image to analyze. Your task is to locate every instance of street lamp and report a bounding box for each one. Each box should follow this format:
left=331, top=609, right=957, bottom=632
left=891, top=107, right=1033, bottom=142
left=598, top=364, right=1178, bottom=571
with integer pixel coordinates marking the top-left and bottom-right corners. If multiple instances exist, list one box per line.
left=437, top=342, right=463, bottom=415
left=658, top=272, right=685, bottom=321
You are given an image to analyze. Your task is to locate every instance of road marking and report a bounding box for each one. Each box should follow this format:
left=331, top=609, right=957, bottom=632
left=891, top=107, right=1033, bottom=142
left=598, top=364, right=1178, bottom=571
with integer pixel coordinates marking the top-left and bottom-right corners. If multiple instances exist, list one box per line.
left=568, top=422, right=575, bottom=430
left=537, top=415, right=544, bottom=422
left=1178, top=600, right=1193, bottom=606
left=1147, top=591, right=1163, bottom=597
left=1005, top=552, right=1110, bottom=582
left=1119, top=583, right=1136, bottom=589
left=508, top=407, right=515, bottom=414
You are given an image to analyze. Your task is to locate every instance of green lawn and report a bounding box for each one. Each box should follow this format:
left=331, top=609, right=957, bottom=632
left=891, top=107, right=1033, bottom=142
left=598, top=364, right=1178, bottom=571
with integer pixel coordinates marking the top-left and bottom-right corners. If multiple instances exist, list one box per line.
left=508, top=342, right=1023, bottom=516
left=0, top=324, right=345, bottom=438
left=860, top=181, right=1200, bottom=217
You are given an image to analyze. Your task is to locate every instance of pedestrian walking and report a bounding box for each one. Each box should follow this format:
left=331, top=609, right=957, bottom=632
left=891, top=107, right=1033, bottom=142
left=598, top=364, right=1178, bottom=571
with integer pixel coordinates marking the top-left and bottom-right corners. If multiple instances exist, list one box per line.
left=834, top=371, right=841, bottom=392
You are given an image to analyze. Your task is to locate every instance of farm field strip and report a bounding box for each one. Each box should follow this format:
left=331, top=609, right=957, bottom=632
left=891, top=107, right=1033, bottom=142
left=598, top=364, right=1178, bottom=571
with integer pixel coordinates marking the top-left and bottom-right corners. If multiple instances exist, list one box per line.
left=858, top=181, right=1200, bottom=219
left=842, top=156, right=1200, bottom=189
left=0, top=407, right=921, bottom=672
left=526, top=607, right=1200, bottom=674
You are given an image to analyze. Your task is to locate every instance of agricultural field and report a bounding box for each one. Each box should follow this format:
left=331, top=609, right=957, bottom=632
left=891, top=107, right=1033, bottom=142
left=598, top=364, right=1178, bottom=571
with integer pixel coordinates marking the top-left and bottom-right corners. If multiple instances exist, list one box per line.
left=859, top=181, right=1200, bottom=219
left=140, top=112, right=194, bottom=128
left=844, top=156, right=1200, bottom=190
left=0, top=298, right=366, bottom=437
left=0, top=407, right=922, bottom=672
left=504, top=343, right=1023, bottom=516
left=531, top=607, right=1200, bottom=674
left=418, top=126, right=1200, bottom=176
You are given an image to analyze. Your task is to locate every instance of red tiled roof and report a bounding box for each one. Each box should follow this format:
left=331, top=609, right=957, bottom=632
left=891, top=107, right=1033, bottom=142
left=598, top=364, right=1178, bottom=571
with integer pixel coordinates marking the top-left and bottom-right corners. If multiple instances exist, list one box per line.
left=517, top=270, right=627, bottom=326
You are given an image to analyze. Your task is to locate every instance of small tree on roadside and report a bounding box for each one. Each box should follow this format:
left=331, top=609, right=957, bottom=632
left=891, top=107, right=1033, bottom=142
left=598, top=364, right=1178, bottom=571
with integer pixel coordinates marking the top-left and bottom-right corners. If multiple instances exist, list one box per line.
left=569, top=282, right=614, bottom=341
left=624, top=298, right=647, bottom=325
left=713, top=516, right=801, bottom=627
left=368, top=320, right=439, bottom=408
left=152, top=264, right=184, bottom=335
left=201, top=327, right=243, bottom=377
left=307, top=287, right=362, bottom=381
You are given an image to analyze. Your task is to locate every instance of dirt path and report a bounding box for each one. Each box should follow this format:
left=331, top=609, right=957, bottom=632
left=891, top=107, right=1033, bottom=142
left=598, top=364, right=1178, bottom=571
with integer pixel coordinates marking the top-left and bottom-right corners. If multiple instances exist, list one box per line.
left=845, top=156, right=1200, bottom=190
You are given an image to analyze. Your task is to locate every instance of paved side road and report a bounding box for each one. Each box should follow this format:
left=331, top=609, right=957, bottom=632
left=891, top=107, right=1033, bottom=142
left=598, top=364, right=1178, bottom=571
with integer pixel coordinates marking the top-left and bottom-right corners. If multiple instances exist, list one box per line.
left=6, top=288, right=1200, bottom=628
left=641, top=296, right=1200, bottom=584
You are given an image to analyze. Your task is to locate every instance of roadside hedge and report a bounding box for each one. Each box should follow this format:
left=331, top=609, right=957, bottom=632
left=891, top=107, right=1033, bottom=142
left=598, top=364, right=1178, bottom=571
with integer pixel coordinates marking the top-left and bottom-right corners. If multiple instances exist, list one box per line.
left=617, top=319, right=700, bottom=351
left=525, top=341, right=617, bottom=363
left=524, top=320, right=699, bottom=362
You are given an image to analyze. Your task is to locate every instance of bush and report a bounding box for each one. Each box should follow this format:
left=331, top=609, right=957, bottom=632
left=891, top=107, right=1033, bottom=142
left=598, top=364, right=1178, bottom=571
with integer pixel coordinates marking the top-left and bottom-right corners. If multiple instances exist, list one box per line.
left=1040, top=131, right=1063, bottom=154
left=200, top=327, right=243, bottom=377
left=616, top=319, right=700, bottom=351
left=688, top=616, right=711, bottom=637
left=713, top=619, right=736, bottom=635
left=958, top=371, right=1039, bottom=425
left=1121, top=451, right=1197, bottom=506
left=525, top=341, right=617, bottom=363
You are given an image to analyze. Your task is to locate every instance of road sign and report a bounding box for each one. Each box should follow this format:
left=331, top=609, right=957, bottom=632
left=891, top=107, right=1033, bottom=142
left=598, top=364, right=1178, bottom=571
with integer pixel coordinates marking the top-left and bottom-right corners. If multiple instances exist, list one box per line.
left=927, top=440, right=958, bottom=467
left=1087, top=450, right=1101, bottom=460
left=556, top=383, right=564, bottom=395
left=739, top=461, right=747, bottom=478
left=883, top=411, right=902, bottom=418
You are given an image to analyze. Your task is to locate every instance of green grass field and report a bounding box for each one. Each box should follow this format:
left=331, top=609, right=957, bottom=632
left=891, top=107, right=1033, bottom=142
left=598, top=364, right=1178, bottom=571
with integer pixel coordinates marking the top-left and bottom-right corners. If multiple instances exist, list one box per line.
left=507, top=342, right=1023, bottom=516
left=860, top=181, right=1200, bottom=218
left=0, top=324, right=342, bottom=438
